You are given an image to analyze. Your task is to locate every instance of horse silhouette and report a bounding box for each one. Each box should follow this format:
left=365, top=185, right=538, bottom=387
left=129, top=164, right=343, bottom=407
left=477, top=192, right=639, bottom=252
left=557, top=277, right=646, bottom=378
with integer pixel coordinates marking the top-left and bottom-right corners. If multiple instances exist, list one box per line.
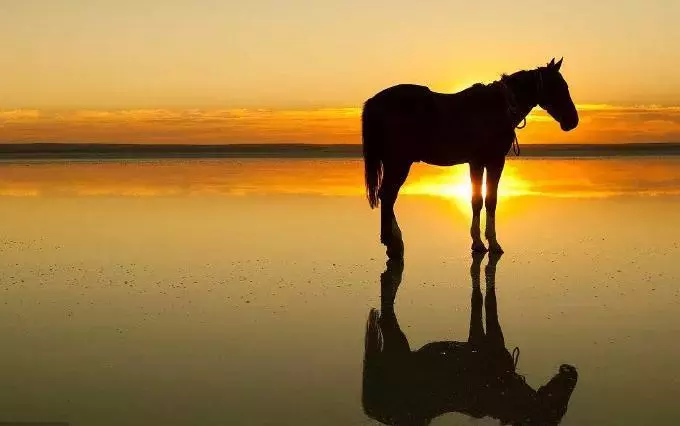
left=361, top=58, right=579, bottom=257
left=362, top=252, right=578, bottom=425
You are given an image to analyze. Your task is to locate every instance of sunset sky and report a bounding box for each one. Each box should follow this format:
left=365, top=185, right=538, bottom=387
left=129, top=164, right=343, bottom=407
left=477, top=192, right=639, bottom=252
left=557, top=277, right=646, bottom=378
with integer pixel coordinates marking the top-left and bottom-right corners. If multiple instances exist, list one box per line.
left=1, top=0, right=679, bottom=144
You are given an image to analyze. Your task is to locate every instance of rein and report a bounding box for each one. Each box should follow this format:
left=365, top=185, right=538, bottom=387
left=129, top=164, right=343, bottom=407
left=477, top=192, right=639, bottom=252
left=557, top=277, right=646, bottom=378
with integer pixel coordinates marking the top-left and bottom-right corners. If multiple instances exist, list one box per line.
left=512, top=346, right=527, bottom=382
left=499, top=69, right=543, bottom=156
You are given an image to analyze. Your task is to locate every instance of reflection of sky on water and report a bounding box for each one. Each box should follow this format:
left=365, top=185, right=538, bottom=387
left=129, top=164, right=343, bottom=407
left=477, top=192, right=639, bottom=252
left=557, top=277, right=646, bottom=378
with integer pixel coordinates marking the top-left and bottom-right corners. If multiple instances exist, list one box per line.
left=0, top=157, right=679, bottom=425
left=1, top=158, right=680, bottom=199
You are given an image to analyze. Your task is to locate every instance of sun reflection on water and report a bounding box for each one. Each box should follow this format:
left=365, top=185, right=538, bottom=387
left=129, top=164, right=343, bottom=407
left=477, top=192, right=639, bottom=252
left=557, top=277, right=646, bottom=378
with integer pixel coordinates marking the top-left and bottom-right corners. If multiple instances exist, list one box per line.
left=402, top=163, right=534, bottom=213
left=403, top=164, right=536, bottom=216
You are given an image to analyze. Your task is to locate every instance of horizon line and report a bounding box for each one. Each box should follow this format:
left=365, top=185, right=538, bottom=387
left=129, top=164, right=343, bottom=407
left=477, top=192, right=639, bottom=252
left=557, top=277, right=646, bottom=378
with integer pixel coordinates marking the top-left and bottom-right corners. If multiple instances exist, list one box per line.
left=1, top=142, right=680, bottom=160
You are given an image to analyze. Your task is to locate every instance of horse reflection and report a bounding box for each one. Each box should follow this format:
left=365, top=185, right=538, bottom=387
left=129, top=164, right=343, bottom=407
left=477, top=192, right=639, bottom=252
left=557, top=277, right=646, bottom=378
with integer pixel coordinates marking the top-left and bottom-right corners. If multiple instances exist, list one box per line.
left=362, top=253, right=578, bottom=425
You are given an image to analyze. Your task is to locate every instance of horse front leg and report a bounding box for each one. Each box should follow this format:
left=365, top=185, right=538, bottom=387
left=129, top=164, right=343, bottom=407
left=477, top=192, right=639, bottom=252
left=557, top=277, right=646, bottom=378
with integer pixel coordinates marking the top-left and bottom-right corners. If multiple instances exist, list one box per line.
left=469, top=162, right=487, bottom=252
left=379, top=161, right=411, bottom=259
left=485, top=158, right=505, bottom=253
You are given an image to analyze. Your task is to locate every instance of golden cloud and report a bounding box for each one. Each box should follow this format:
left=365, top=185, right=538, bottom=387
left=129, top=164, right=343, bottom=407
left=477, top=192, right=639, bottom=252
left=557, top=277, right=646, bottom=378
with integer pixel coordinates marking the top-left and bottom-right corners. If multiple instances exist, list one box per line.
left=1, top=105, right=679, bottom=144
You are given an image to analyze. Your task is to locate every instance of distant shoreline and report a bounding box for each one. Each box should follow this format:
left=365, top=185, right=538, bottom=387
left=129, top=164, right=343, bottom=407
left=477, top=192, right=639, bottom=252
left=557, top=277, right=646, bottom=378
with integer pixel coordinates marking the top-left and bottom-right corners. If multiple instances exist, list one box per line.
left=1, top=143, right=680, bottom=159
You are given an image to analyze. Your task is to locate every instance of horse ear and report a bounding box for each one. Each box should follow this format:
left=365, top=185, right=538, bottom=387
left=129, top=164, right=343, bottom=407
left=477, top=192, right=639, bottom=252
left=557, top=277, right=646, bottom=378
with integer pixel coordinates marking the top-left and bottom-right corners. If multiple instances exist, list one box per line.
left=548, top=58, right=555, bottom=68
left=555, top=57, right=563, bottom=71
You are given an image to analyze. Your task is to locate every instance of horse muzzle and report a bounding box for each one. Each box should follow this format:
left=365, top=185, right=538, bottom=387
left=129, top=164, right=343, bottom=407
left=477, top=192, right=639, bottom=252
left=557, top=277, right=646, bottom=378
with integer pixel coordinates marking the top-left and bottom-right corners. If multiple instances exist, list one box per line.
left=560, top=118, right=578, bottom=132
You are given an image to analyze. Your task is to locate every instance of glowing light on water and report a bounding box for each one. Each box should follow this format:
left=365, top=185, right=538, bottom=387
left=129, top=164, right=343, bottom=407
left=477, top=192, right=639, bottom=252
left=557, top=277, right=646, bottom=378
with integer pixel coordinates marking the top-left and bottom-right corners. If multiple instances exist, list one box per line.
left=403, top=164, right=533, bottom=199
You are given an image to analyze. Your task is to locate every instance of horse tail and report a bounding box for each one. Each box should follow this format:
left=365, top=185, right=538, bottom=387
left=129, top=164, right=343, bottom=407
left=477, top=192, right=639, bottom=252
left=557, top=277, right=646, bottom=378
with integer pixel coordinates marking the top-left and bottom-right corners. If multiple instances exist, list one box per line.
left=362, top=98, right=383, bottom=209
left=364, top=308, right=383, bottom=362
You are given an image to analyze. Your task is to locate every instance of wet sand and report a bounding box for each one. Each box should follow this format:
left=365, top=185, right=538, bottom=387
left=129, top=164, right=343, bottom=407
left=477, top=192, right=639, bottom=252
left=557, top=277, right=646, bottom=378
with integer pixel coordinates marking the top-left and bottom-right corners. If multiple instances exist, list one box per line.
left=0, top=158, right=679, bottom=425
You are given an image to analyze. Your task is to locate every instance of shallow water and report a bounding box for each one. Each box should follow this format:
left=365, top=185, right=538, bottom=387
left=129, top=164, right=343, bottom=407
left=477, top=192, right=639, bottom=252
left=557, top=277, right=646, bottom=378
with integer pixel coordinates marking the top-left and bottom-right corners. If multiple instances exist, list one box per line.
left=1, top=158, right=679, bottom=425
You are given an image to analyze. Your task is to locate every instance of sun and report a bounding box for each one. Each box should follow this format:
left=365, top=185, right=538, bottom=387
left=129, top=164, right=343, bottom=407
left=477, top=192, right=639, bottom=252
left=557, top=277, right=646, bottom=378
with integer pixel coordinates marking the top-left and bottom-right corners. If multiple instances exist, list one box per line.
left=402, top=164, right=533, bottom=214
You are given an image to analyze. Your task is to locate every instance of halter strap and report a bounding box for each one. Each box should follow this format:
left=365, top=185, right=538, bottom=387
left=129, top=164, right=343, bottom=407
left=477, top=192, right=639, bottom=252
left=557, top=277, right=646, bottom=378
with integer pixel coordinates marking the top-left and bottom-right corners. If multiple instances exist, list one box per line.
left=512, top=130, right=522, bottom=156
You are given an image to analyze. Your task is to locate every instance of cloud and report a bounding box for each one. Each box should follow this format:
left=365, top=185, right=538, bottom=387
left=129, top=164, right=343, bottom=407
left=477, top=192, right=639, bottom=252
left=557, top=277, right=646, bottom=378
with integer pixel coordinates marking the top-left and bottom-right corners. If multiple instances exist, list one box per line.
left=0, top=105, right=679, bottom=144
left=522, top=105, right=680, bottom=143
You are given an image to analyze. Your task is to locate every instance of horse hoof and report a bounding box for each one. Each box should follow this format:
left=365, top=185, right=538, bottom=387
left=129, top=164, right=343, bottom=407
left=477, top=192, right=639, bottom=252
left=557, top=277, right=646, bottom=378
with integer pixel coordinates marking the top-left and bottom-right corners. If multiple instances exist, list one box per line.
left=471, top=241, right=488, bottom=253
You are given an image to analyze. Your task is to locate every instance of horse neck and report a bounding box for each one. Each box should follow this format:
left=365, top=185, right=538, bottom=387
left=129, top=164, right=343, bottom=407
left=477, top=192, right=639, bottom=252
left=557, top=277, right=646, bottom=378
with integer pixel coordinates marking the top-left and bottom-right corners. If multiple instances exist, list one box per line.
left=503, top=71, right=540, bottom=127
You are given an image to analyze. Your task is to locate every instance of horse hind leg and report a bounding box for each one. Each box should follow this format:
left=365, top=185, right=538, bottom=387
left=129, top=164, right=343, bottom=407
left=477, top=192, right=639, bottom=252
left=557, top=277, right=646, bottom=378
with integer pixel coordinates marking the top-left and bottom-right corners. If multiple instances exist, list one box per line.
left=379, top=160, right=411, bottom=259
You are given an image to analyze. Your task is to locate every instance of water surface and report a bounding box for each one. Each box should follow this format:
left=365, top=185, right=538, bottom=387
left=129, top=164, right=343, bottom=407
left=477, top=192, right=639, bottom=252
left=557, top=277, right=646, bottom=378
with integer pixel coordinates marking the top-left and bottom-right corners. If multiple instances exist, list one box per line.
left=1, top=158, right=679, bottom=425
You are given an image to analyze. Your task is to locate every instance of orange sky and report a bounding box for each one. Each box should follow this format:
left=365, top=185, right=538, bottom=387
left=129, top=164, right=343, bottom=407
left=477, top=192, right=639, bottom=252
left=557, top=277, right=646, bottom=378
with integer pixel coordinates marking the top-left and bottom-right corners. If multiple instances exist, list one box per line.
left=1, top=1, right=679, bottom=144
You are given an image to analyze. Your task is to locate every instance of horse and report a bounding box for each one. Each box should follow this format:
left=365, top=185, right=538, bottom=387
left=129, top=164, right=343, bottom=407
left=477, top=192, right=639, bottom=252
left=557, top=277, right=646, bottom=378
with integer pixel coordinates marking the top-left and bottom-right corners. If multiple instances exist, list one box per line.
left=361, top=58, right=579, bottom=258
left=362, top=252, right=578, bottom=426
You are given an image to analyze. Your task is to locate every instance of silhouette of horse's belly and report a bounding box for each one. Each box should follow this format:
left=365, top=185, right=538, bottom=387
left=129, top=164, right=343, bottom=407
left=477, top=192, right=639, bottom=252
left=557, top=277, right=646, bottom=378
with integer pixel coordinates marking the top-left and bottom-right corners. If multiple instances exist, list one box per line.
left=413, top=121, right=513, bottom=166
left=416, top=142, right=471, bottom=166
left=412, top=119, right=484, bottom=166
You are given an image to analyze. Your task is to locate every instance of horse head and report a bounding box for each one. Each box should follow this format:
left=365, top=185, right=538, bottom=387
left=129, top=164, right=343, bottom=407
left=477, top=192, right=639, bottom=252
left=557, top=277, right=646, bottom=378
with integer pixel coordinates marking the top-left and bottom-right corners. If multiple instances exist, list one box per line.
left=502, top=363, right=579, bottom=425
left=538, top=58, right=579, bottom=131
